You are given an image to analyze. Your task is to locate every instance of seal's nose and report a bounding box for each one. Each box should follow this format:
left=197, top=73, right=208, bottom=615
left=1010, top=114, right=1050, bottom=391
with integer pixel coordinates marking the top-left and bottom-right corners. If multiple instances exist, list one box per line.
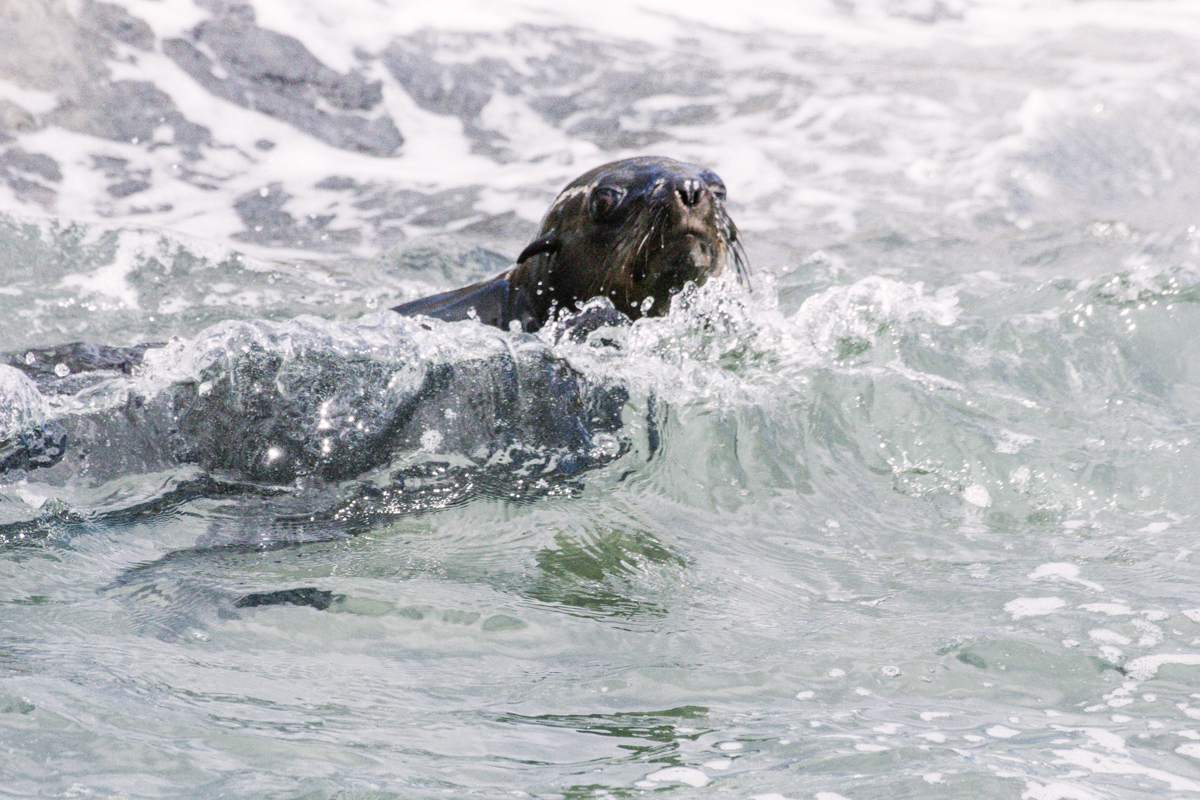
left=675, top=178, right=703, bottom=208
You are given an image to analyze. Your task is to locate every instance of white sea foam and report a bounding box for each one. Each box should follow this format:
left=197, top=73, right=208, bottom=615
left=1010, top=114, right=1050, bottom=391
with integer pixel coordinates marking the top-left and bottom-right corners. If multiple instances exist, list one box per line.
left=1021, top=781, right=1103, bottom=800
left=1028, top=564, right=1104, bottom=592
left=1006, top=597, right=1066, bottom=620
left=8, top=0, right=1191, bottom=260
left=0, top=78, right=58, bottom=114
left=964, top=484, right=991, bottom=507
left=1124, top=654, right=1200, bottom=682
left=57, top=249, right=140, bottom=309
left=1088, top=629, right=1131, bottom=646
left=1051, top=747, right=1200, bottom=792
left=0, top=365, right=48, bottom=436
left=639, top=766, right=710, bottom=788
left=1080, top=603, right=1133, bottom=616
left=790, top=277, right=959, bottom=357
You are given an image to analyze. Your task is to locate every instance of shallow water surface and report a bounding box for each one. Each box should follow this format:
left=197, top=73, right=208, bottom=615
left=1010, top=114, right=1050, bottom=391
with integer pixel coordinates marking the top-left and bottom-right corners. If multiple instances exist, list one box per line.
left=3, top=1, right=1200, bottom=798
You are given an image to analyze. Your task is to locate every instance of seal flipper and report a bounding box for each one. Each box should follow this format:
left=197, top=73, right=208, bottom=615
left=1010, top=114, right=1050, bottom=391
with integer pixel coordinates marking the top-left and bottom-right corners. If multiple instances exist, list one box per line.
left=392, top=274, right=541, bottom=332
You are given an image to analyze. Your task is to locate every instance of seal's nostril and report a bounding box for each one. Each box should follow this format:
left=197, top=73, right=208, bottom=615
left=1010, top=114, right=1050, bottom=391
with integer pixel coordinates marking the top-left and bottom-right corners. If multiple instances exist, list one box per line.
left=676, top=178, right=702, bottom=208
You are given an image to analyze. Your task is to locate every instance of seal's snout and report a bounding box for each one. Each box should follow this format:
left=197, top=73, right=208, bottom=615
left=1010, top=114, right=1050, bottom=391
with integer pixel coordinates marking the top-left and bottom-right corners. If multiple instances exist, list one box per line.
left=675, top=178, right=704, bottom=208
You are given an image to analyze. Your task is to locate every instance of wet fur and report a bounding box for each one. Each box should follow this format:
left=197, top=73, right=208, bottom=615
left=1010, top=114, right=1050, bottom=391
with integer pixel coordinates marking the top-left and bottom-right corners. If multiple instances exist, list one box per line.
left=393, top=157, right=748, bottom=332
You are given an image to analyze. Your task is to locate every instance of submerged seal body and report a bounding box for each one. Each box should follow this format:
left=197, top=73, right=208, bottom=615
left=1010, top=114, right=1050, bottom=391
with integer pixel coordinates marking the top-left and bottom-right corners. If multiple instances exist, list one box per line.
left=392, top=156, right=748, bottom=332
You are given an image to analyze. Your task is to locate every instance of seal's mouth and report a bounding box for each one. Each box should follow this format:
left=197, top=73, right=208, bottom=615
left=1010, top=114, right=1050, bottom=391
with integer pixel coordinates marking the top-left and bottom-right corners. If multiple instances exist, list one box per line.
left=636, top=229, right=723, bottom=310
left=679, top=231, right=718, bottom=273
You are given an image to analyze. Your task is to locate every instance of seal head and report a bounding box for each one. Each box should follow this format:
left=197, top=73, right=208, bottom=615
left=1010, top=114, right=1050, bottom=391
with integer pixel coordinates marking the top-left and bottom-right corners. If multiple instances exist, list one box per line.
left=392, top=156, right=748, bottom=332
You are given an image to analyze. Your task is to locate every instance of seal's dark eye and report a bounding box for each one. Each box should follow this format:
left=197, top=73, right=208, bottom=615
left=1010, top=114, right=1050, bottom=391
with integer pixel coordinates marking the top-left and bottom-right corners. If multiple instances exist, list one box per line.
left=588, top=185, right=626, bottom=223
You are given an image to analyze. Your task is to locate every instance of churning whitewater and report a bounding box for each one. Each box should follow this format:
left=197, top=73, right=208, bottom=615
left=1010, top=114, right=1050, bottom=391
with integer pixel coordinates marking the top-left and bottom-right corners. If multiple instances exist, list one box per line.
left=3, top=1, right=1200, bottom=798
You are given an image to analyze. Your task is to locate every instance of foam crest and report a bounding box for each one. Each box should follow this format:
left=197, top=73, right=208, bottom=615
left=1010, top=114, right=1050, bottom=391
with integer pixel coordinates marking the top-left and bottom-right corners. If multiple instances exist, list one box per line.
left=0, top=365, right=48, bottom=437
left=791, top=276, right=960, bottom=358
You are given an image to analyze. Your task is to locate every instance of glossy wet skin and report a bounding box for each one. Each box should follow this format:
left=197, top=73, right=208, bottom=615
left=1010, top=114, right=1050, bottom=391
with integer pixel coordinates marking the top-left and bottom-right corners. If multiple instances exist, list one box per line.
left=512, top=156, right=747, bottom=322
left=392, top=157, right=748, bottom=332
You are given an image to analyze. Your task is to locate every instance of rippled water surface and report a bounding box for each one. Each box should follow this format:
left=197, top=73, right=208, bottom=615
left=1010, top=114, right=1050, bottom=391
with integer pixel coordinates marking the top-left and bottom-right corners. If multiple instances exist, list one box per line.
left=4, top=1, right=1200, bottom=798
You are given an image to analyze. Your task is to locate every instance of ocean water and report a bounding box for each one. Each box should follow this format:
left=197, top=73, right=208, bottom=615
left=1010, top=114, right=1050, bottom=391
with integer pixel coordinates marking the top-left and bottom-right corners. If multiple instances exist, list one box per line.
left=3, top=1, right=1200, bottom=797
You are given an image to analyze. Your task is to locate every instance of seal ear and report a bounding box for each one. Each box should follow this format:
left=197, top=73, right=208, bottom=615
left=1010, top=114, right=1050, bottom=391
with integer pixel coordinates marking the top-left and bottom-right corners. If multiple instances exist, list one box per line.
left=516, top=231, right=561, bottom=264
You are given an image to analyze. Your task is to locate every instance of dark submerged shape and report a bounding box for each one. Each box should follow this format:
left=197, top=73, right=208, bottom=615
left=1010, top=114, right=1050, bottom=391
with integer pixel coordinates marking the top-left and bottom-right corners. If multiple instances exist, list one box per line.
left=392, top=156, right=748, bottom=332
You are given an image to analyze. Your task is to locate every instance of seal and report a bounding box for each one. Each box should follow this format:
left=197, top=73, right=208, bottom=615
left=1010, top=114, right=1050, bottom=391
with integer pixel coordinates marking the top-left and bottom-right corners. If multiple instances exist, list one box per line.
left=0, top=158, right=746, bottom=483
left=392, top=156, right=748, bottom=332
